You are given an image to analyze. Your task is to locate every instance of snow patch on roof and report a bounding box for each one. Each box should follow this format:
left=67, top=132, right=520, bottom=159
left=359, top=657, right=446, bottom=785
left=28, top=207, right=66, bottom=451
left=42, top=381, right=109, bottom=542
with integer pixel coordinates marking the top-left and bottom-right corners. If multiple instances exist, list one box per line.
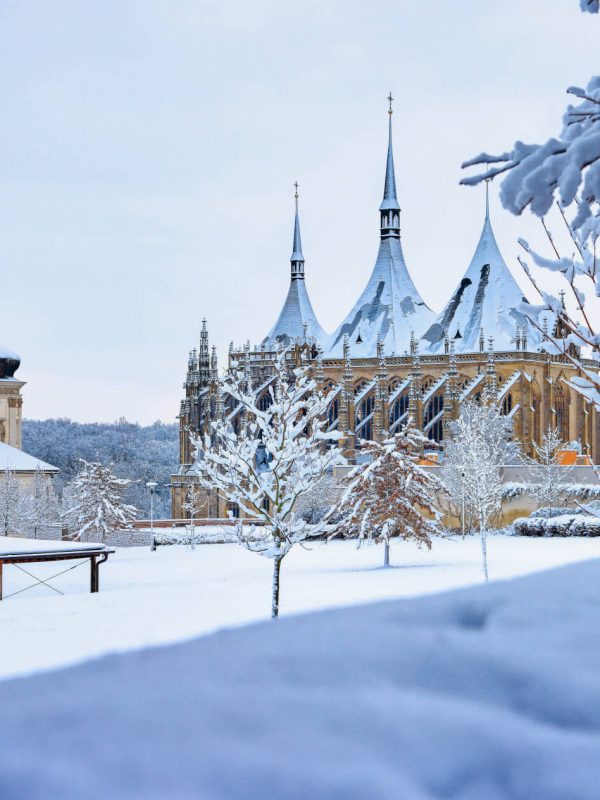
left=421, top=212, right=540, bottom=354
left=327, top=236, right=433, bottom=357
left=0, top=442, right=59, bottom=473
left=262, top=278, right=326, bottom=349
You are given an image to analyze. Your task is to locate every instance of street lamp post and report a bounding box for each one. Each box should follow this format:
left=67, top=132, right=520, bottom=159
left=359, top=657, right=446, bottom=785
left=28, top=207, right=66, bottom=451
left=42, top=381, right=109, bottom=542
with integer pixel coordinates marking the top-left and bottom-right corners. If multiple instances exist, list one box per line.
left=461, top=470, right=466, bottom=538
left=146, top=481, right=158, bottom=550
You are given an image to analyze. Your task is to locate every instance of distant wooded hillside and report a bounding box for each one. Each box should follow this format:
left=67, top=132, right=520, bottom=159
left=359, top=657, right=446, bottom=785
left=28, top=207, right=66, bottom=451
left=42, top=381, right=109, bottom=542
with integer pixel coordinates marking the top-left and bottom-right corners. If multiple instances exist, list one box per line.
left=23, top=418, right=178, bottom=518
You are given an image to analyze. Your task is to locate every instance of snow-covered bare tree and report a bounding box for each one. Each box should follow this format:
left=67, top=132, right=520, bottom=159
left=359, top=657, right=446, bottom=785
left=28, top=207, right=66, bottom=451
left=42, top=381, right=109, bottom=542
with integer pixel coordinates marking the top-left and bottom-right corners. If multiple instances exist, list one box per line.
left=193, top=350, right=344, bottom=618
left=461, top=4, right=600, bottom=405
left=182, top=483, right=206, bottom=549
left=523, top=428, right=574, bottom=509
left=295, top=474, right=341, bottom=524
left=0, top=468, right=21, bottom=536
left=329, top=424, right=443, bottom=567
left=63, top=460, right=138, bottom=541
left=19, top=468, right=61, bottom=538
left=442, top=402, right=516, bottom=581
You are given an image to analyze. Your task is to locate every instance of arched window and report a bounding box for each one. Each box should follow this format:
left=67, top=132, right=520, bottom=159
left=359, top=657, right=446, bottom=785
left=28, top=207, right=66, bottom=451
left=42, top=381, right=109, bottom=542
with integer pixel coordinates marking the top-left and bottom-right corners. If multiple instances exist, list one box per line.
left=257, top=391, right=272, bottom=412
left=327, top=396, right=339, bottom=428
left=424, top=394, right=444, bottom=443
left=355, top=394, right=374, bottom=445
left=531, top=383, right=541, bottom=445
left=501, top=393, right=513, bottom=416
left=555, top=384, right=568, bottom=441
left=389, top=394, right=409, bottom=429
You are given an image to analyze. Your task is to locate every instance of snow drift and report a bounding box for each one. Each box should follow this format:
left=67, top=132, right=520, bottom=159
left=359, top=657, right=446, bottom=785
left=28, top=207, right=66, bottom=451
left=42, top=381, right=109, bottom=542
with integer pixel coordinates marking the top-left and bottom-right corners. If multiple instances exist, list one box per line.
left=1, top=559, right=599, bottom=799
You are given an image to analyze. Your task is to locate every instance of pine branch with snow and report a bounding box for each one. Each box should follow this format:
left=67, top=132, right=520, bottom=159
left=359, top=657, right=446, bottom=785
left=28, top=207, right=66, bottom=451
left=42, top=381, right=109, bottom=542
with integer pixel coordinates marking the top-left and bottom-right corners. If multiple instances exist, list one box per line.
left=329, top=423, right=443, bottom=567
left=193, top=349, right=344, bottom=618
left=63, top=460, right=139, bottom=542
left=442, top=402, right=516, bottom=580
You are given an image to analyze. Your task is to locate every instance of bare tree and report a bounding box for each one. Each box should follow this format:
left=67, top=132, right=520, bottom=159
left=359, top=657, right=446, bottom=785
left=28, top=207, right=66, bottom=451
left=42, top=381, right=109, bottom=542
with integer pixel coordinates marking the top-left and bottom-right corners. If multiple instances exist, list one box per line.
left=19, top=467, right=60, bottom=538
left=523, top=428, right=574, bottom=509
left=193, top=351, right=344, bottom=618
left=443, top=402, right=516, bottom=581
left=0, top=468, right=21, bottom=536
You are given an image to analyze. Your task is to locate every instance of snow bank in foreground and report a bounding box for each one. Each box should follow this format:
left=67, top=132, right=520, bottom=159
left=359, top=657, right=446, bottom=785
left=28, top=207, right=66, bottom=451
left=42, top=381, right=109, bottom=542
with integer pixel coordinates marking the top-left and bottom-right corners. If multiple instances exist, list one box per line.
left=1, top=560, right=600, bottom=799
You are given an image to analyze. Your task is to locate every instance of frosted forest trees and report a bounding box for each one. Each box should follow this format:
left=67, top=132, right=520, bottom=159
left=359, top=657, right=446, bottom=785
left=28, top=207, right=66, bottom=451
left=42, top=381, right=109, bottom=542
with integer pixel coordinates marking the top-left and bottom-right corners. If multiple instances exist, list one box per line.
left=18, top=467, right=60, bottom=538
left=443, top=402, right=515, bottom=581
left=329, top=424, right=442, bottom=567
left=193, top=351, right=343, bottom=618
left=63, top=460, right=138, bottom=541
left=0, top=469, right=21, bottom=536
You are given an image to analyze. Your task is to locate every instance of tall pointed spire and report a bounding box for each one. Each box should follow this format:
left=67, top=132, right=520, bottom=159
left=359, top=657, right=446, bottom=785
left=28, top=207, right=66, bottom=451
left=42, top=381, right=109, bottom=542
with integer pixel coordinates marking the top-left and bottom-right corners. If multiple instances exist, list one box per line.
left=421, top=183, right=540, bottom=355
left=326, top=95, right=433, bottom=358
left=290, top=182, right=305, bottom=280
left=261, top=186, right=326, bottom=349
left=379, top=92, right=401, bottom=240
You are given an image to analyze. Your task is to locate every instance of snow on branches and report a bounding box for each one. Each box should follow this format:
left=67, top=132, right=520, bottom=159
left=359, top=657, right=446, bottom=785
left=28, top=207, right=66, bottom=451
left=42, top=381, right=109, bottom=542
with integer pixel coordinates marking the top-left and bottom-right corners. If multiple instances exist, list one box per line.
left=329, top=424, right=442, bottom=568
left=461, top=4, right=600, bottom=399
left=461, top=75, right=600, bottom=232
left=63, top=460, right=138, bottom=542
left=19, top=467, right=60, bottom=538
left=442, top=402, right=516, bottom=580
left=522, top=427, right=574, bottom=509
left=193, top=350, right=344, bottom=618
left=0, top=468, right=21, bottom=536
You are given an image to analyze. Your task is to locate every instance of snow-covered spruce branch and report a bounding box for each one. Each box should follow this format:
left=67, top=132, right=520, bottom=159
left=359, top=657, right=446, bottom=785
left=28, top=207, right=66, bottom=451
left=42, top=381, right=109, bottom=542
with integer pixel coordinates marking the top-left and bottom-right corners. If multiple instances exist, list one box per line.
left=63, top=459, right=139, bottom=542
left=193, top=350, right=344, bottom=618
left=328, top=423, right=443, bottom=568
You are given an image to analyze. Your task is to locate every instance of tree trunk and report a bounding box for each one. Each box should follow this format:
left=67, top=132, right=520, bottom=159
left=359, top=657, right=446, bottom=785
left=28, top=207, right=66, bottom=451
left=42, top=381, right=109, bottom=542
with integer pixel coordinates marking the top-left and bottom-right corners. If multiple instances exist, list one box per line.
left=271, top=555, right=283, bottom=619
left=480, top=525, right=489, bottom=582
left=383, top=539, right=390, bottom=567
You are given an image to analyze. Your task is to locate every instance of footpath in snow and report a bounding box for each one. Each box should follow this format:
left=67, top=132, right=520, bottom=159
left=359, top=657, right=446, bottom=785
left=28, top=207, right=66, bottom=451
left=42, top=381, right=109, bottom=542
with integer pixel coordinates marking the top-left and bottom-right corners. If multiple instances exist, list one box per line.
left=1, top=535, right=599, bottom=681
left=0, top=557, right=599, bottom=799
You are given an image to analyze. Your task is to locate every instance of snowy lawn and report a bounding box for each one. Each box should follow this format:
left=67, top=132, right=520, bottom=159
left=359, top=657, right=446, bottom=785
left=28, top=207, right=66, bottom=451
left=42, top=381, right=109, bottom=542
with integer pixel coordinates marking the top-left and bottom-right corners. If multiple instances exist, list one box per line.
left=1, top=534, right=600, bottom=681
left=1, top=557, right=600, bottom=799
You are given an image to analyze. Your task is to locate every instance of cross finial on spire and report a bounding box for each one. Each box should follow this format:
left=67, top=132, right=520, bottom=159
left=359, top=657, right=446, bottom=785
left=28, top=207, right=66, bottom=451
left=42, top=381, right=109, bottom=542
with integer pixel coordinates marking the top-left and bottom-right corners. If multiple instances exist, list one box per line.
left=294, top=181, right=299, bottom=210
left=387, top=91, right=394, bottom=115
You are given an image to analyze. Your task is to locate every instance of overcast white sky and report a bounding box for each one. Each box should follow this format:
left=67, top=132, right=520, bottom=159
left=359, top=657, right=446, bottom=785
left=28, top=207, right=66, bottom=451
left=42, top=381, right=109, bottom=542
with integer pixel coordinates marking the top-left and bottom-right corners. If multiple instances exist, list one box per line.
left=1, top=1, right=597, bottom=423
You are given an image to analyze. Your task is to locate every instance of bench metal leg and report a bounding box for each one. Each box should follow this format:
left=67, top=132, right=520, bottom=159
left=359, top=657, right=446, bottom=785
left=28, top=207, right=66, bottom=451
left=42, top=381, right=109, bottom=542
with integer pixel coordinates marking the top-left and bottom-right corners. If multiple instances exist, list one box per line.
left=90, top=556, right=98, bottom=593
left=90, top=553, right=109, bottom=593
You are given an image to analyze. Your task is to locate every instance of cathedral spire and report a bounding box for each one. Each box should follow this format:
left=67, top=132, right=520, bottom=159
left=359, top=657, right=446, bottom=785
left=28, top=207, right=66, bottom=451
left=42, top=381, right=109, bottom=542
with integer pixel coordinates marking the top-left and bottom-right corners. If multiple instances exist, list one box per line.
left=379, top=92, right=401, bottom=240
left=290, top=182, right=305, bottom=280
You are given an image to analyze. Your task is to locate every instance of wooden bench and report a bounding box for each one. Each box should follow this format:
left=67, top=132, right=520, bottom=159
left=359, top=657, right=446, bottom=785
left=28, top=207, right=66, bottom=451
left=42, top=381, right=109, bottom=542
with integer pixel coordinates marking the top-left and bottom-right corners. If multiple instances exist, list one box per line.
left=0, top=541, right=115, bottom=601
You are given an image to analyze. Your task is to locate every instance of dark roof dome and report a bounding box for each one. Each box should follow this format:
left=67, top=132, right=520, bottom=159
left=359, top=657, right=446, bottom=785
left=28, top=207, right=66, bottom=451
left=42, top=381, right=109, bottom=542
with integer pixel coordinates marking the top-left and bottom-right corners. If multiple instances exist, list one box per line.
left=0, top=346, right=20, bottom=379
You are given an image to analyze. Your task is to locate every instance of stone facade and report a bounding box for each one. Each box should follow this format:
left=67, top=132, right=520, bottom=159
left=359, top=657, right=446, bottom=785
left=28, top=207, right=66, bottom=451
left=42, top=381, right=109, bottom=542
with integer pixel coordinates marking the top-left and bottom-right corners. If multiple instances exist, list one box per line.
left=0, top=378, right=24, bottom=449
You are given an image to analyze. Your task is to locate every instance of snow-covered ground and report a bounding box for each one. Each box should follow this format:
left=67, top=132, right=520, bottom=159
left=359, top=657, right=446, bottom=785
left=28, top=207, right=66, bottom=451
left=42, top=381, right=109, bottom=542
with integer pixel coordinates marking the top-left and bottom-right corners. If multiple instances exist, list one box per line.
left=1, top=533, right=600, bottom=681
left=1, top=556, right=600, bottom=799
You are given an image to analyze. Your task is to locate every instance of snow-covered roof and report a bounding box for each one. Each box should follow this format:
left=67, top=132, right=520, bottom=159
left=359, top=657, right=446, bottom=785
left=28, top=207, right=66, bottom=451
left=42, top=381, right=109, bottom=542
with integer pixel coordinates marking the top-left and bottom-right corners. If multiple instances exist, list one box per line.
left=327, top=236, right=434, bottom=358
left=0, top=442, right=59, bottom=473
left=327, top=113, right=433, bottom=358
left=261, top=200, right=327, bottom=349
left=0, top=345, right=19, bottom=360
left=421, top=198, right=540, bottom=354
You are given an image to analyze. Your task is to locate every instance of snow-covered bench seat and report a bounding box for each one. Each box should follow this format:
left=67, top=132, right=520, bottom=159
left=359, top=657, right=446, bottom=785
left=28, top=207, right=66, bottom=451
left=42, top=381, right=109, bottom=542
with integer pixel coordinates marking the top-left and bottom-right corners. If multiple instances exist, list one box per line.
left=0, top=538, right=115, bottom=600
